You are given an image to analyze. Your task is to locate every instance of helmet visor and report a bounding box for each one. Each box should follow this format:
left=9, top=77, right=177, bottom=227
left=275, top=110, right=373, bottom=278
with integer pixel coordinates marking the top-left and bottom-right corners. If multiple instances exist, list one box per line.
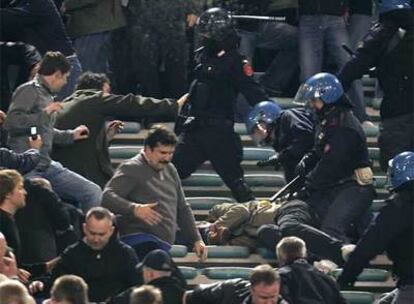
left=293, top=84, right=319, bottom=106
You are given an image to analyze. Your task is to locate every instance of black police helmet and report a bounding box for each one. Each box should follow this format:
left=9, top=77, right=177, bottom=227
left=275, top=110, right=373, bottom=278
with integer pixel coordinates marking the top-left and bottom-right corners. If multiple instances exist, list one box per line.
left=197, top=7, right=233, bottom=42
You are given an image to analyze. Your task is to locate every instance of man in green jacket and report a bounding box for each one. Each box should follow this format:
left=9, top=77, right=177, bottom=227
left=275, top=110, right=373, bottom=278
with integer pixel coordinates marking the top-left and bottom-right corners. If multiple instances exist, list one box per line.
left=52, top=72, right=187, bottom=188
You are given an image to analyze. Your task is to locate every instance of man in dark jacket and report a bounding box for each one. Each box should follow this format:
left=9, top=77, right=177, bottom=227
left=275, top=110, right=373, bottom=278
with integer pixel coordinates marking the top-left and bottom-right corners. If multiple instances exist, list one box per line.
left=338, top=151, right=414, bottom=303
left=52, top=72, right=185, bottom=188
left=30, top=207, right=139, bottom=302
left=109, top=249, right=186, bottom=304
left=246, top=101, right=314, bottom=182
left=339, top=0, right=414, bottom=171
left=184, top=264, right=287, bottom=304
left=277, top=236, right=346, bottom=304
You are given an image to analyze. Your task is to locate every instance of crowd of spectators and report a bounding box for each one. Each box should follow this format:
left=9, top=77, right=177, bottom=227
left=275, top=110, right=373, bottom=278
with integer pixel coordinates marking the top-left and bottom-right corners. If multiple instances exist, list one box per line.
left=0, top=0, right=413, bottom=303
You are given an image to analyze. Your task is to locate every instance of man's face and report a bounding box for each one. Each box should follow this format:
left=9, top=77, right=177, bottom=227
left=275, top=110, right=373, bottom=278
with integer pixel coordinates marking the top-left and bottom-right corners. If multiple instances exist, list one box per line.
left=251, top=123, right=269, bottom=146
left=7, top=180, right=27, bottom=209
left=144, top=144, right=175, bottom=171
left=50, top=71, right=69, bottom=93
left=83, top=217, right=114, bottom=250
left=251, top=282, right=280, bottom=304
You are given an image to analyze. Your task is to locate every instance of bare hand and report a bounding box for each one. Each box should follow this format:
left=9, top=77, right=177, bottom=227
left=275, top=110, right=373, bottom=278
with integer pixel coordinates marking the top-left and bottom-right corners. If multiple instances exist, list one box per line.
left=45, top=257, right=60, bottom=273
left=17, top=268, right=31, bottom=283
left=186, top=14, right=198, bottom=27
left=0, top=110, right=6, bottom=126
left=28, top=280, right=44, bottom=294
left=73, top=125, right=89, bottom=141
left=1, top=253, right=18, bottom=278
left=177, top=93, right=189, bottom=113
left=106, top=120, right=124, bottom=142
left=29, top=63, right=40, bottom=80
left=44, top=102, right=63, bottom=115
left=133, top=203, right=163, bottom=226
left=29, top=135, right=42, bottom=150
left=193, top=240, right=208, bottom=262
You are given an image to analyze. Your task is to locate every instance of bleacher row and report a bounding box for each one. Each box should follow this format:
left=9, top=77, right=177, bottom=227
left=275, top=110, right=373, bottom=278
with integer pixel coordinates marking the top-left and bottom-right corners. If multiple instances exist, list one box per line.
left=109, top=77, right=394, bottom=303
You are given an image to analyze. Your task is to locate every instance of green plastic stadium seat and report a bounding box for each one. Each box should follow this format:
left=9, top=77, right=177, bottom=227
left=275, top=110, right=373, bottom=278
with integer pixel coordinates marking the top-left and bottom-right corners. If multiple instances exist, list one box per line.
left=368, top=147, right=380, bottom=160
left=245, top=174, right=285, bottom=187
left=179, top=266, right=198, bottom=280
left=234, top=123, right=248, bottom=135
left=363, top=125, right=379, bottom=138
left=119, top=122, right=141, bottom=133
left=371, top=98, right=382, bottom=110
left=206, top=246, right=250, bottom=258
left=109, top=145, right=142, bottom=159
left=181, top=174, right=224, bottom=187
left=202, top=267, right=253, bottom=280
left=170, top=245, right=188, bottom=257
left=361, top=77, right=376, bottom=88
left=331, top=268, right=390, bottom=282
left=341, top=291, right=375, bottom=304
left=256, top=248, right=277, bottom=259
left=374, top=176, right=387, bottom=189
left=243, top=147, right=275, bottom=161
left=186, top=197, right=235, bottom=211
left=371, top=199, right=387, bottom=212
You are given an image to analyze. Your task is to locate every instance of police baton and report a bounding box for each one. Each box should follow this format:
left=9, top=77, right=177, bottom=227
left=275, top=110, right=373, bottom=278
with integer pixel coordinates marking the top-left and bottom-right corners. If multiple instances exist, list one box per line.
left=269, top=175, right=303, bottom=203
left=230, top=14, right=286, bottom=22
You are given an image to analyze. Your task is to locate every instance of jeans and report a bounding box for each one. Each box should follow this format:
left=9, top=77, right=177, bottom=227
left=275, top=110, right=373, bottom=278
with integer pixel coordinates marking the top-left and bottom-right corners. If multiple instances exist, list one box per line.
left=238, top=21, right=299, bottom=93
left=347, top=14, right=374, bottom=121
left=57, top=55, right=83, bottom=101
left=25, top=161, right=101, bottom=212
left=74, top=31, right=112, bottom=74
left=299, top=15, right=366, bottom=121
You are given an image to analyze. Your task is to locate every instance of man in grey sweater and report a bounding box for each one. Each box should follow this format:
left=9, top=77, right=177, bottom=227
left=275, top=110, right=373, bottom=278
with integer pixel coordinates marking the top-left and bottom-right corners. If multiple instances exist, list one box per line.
left=102, top=125, right=207, bottom=260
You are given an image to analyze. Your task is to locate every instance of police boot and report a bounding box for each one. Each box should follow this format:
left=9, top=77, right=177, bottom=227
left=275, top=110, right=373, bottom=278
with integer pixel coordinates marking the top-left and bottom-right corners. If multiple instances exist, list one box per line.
left=230, top=179, right=255, bottom=203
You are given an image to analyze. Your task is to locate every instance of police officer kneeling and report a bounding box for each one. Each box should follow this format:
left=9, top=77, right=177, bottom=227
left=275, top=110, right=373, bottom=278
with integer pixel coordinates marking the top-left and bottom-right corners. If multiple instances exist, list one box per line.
left=293, top=73, right=375, bottom=243
left=338, top=151, right=414, bottom=304
left=246, top=101, right=315, bottom=182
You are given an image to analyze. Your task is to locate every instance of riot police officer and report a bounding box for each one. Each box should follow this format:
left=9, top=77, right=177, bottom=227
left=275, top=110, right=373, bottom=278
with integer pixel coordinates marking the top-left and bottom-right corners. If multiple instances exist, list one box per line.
left=246, top=101, right=314, bottom=182
left=172, top=7, right=268, bottom=202
left=338, top=151, right=414, bottom=303
left=293, top=73, right=375, bottom=242
left=338, top=0, right=414, bottom=171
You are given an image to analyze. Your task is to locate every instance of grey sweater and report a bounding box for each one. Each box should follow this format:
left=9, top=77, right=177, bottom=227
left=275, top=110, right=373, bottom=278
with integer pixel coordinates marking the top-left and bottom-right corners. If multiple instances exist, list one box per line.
left=102, top=152, right=200, bottom=245
left=4, top=76, right=74, bottom=170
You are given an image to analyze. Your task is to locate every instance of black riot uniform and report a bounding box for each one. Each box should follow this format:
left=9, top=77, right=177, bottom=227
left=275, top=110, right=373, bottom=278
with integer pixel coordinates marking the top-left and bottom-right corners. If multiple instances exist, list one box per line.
left=172, top=8, right=268, bottom=202
left=297, top=101, right=375, bottom=242
left=338, top=9, right=414, bottom=171
left=269, top=108, right=314, bottom=182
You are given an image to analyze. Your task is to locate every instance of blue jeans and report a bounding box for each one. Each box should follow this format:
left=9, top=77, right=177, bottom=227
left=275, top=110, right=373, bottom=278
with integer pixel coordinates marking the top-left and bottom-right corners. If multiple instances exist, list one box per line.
left=57, top=55, right=83, bottom=101
left=74, top=31, right=112, bottom=74
left=299, top=15, right=366, bottom=121
left=25, top=161, right=102, bottom=212
left=347, top=14, right=374, bottom=121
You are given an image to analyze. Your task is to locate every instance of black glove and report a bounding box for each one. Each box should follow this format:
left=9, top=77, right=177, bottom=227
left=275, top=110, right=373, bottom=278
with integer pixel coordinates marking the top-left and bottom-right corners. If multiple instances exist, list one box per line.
left=257, top=154, right=281, bottom=170
left=290, top=187, right=311, bottom=201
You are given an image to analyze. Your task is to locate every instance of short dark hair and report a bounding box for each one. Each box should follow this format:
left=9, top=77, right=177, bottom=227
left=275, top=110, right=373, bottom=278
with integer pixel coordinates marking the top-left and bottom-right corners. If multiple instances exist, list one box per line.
left=0, top=170, right=23, bottom=204
left=51, top=275, right=89, bottom=304
left=85, top=206, right=114, bottom=223
left=144, top=125, right=177, bottom=149
left=76, top=72, right=110, bottom=90
left=130, top=285, right=162, bottom=304
left=38, top=51, right=71, bottom=76
left=250, top=264, right=280, bottom=287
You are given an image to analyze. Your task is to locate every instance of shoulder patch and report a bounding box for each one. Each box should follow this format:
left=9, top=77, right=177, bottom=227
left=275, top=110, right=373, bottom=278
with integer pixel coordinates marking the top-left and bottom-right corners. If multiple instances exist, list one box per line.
left=243, top=59, right=254, bottom=76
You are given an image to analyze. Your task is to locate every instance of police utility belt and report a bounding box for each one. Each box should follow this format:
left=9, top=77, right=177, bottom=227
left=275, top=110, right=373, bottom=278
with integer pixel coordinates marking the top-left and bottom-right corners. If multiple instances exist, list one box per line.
left=184, top=116, right=234, bottom=128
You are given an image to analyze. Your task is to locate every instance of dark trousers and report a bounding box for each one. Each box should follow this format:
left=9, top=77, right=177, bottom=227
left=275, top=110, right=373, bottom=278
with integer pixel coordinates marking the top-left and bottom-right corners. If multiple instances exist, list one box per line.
left=378, top=113, right=414, bottom=172
left=308, top=182, right=375, bottom=242
left=257, top=200, right=344, bottom=265
left=172, top=124, right=254, bottom=202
